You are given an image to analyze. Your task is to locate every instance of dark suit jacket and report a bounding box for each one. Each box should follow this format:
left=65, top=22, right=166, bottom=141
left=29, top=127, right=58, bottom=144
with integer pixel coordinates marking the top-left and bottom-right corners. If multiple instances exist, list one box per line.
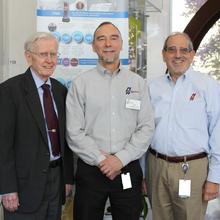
left=0, top=68, right=73, bottom=213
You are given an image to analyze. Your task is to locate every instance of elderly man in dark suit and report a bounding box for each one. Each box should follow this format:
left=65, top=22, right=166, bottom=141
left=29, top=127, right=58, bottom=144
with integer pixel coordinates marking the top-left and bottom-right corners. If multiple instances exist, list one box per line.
left=0, top=32, right=74, bottom=220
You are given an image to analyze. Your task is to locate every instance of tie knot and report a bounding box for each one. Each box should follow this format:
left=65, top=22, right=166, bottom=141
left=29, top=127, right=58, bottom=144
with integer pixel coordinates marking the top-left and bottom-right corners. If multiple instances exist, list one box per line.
left=42, top=83, right=50, bottom=91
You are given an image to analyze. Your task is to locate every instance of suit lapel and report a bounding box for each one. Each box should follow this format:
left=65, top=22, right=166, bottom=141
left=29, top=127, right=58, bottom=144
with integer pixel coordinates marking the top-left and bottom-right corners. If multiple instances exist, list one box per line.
left=23, top=69, right=48, bottom=145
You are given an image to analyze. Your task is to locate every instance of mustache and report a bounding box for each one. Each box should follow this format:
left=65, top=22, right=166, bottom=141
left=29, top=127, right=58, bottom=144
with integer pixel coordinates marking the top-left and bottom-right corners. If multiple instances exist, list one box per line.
left=173, top=57, right=185, bottom=61
left=103, top=49, right=114, bottom=52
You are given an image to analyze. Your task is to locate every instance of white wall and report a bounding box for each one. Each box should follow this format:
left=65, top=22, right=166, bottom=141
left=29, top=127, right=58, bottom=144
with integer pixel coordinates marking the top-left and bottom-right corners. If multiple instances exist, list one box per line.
left=0, top=0, right=37, bottom=82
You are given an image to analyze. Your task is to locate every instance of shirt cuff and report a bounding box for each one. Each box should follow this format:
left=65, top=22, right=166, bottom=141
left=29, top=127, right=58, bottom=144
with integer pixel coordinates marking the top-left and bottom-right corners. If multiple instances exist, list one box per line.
left=96, top=154, right=106, bottom=166
left=115, top=150, right=131, bottom=167
left=207, top=165, right=220, bottom=184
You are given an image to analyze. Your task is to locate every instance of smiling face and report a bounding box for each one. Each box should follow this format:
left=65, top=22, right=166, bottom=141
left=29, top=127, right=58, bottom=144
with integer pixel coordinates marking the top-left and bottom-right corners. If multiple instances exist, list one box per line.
left=92, top=23, right=123, bottom=71
left=25, top=38, right=58, bottom=81
left=162, top=34, right=195, bottom=80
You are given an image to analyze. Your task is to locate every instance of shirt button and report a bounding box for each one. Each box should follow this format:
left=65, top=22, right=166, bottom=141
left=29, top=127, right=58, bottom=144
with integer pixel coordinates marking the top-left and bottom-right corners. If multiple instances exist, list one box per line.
left=42, top=169, right=48, bottom=173
left=112, top=112, right=115, bottom=116
left=111, top=146, right=116, bottom=151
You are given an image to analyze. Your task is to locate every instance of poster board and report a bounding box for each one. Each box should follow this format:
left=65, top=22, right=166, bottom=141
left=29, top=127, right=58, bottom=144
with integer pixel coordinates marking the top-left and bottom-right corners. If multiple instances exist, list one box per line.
left=37, top=0, right=129, bottom=87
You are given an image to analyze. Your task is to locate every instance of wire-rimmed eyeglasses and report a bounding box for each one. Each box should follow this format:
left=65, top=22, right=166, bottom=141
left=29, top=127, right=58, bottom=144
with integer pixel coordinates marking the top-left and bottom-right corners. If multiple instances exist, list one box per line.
left=29, top=51, right=60, bottom=59
left=164, top=46, right=192, bottom=55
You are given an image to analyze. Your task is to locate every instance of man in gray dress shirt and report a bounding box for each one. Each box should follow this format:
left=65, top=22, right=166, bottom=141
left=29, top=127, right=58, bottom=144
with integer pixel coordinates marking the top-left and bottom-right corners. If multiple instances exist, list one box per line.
left=66, top=22, right=154, bottom=220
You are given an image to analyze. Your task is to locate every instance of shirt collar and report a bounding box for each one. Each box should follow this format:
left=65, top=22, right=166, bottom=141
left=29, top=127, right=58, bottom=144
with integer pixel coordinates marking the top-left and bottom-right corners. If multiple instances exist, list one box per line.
left=166, top=69, right=191, bottom=82
left=96, top=62, right=121, bottom=77
left=30, top=68, right=51, bottom=89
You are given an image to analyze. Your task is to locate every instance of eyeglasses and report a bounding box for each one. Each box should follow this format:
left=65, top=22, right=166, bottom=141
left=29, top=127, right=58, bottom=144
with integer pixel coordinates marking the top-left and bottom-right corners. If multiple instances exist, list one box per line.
left=164, top=46, right=192, bottom=55
left=29, top=51, right=60, bottom=59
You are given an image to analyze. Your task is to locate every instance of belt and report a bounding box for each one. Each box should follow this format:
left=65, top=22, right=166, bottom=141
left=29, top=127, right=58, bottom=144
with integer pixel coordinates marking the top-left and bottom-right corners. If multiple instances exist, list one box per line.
left=149, top=148, right=207, bottom=163
left=49, top=158, right=62, bottom=168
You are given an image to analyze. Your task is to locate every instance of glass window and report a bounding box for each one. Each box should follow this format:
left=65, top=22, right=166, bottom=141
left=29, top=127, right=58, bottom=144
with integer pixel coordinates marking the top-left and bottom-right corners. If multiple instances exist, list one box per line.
left=171, top=0, right=220, bottom=81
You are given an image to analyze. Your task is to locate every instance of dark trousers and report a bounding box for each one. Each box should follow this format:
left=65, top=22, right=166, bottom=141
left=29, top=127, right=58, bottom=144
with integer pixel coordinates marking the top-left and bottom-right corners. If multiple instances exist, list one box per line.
left=74, top=159, right=143, bottom=220
left=4, top=166, right=62, bottom=220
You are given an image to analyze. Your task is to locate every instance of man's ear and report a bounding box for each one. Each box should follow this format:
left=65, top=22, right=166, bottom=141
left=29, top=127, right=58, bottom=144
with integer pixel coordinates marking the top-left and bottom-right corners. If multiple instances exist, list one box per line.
left=92, top=43, right=96, bottom=53
left=24, top=51, right=32, bottom=66
left=162, top=50, right=166, bottom=62
left=190, top=49, right=196, bottom=60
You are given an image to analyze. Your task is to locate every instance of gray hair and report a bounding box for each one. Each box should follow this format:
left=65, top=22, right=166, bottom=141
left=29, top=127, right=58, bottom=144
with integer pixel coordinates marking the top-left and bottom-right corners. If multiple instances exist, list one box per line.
left=24, top=32, right=58, bottom=52
left=163, top=32, right=194, bottom=51
left=93, top=21, right=122, bottom=42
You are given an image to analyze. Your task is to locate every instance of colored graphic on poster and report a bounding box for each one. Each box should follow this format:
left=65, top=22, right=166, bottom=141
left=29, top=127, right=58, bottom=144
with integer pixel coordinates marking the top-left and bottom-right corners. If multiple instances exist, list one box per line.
left=37, top=0, right=129, bottom=83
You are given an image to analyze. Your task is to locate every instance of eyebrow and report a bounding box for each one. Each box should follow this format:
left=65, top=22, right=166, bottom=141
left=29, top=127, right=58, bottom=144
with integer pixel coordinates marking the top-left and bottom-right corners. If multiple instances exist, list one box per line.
left=111, top=34, right=120, bottom=38
left=96, top=34, right=120, bottom=40
left=96, top=35, right=105, bottom=40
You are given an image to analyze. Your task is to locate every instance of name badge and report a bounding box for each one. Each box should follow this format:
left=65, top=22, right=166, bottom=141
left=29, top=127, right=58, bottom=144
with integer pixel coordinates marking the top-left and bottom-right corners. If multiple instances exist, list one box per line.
left=178, top=179, right=191, bottom=198
left=125, top=99, right=141, bottom=110
left=121, top=173, right=132, bottom=190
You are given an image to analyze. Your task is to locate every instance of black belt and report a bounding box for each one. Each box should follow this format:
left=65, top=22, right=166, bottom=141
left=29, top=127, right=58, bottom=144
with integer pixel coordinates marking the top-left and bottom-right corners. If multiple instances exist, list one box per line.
left=49, top=158, right=62, bottom=168
left=149, top=148, right=207, bottom=163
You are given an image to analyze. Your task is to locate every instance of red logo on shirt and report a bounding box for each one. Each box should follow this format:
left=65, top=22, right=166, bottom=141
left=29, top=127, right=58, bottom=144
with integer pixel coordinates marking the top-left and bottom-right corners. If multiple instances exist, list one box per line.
left=189, top=93, right=196, bottom=101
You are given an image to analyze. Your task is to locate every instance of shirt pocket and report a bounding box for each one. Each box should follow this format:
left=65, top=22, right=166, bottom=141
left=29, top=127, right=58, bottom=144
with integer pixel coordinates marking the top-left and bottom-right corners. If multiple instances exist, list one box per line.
left=177, top=99, right=206, bottom=128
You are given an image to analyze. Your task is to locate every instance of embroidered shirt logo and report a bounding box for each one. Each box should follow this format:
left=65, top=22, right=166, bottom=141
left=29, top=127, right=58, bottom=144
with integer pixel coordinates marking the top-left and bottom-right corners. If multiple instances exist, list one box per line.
left=125, top=87, right=140, bottom=95
left=126, top=87, right=131, bottom=95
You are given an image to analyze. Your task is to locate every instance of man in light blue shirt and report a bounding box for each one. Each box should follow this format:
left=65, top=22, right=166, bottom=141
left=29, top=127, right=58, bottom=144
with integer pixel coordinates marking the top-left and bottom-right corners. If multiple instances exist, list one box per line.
left=147, top=32, right=220, bottom=220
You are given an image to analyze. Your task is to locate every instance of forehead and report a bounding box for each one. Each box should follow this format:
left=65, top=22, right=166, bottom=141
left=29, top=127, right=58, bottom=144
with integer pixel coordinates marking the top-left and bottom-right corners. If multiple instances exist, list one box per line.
left=94, top=24, right=121, bottom=38
left=34, top=38, right=58, bottom=50
left=166, top=35, right=189, bottom=47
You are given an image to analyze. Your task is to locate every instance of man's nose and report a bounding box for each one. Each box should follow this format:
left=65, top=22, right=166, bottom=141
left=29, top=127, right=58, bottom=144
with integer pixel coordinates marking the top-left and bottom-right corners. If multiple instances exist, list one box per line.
left=45, top=54, right=54, bottom=61
left=175, top=49, right=182, bottom=57
left=105, top=38, right=111, bottom=47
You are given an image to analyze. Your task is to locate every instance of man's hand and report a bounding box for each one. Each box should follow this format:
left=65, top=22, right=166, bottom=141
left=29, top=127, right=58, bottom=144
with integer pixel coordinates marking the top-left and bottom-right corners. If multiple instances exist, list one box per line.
left=203, top=181, right=219, bottom=201
left=99, top=155, right=123, bottom=180
left=142, top=178, right=147, bottom=196
left=2, top=192, right=20, bottom=212
left=65, top=184, right=73, bottom=197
